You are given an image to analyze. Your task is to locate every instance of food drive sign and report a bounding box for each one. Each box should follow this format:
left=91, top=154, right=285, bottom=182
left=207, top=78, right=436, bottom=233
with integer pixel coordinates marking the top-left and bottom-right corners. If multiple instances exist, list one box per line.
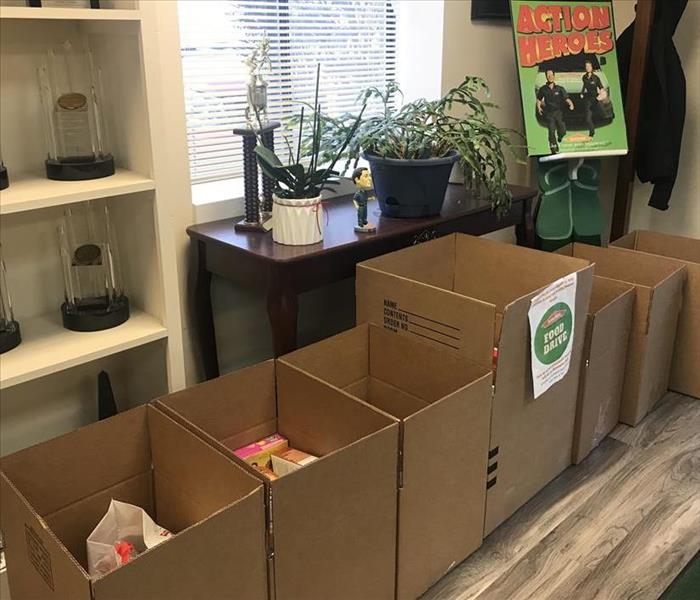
left=514, top=2, right=614, bottom=67
left=528, top=273, right=577, bottom=398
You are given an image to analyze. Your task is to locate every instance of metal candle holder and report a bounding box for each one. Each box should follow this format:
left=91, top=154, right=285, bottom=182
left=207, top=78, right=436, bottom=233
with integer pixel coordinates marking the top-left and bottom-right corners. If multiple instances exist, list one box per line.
left=233, top=120, right=280, bottom=232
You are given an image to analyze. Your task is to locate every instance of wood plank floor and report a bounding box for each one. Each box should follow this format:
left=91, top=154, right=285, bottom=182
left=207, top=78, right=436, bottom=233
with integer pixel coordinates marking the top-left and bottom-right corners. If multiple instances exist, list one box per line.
left=422, top=392, right=700, bottom=600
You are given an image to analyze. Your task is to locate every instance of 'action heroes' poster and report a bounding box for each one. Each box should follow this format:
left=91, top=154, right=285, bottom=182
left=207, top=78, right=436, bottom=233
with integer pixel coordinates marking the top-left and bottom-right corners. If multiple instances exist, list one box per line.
left=510, top=1, right=628, bottom=160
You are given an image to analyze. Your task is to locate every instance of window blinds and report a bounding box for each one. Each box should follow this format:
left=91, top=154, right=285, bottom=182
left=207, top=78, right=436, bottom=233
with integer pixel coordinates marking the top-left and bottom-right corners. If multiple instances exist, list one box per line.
left=179, top=0, right=397, bottom=183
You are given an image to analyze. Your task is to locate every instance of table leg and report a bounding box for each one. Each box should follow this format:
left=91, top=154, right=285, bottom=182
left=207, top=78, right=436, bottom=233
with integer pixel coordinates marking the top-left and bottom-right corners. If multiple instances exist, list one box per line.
left=267, top=284, right=299, bottom=357
left=193, top=240, right=220, bottom=380
left=516, top=196, right=536, bottom=248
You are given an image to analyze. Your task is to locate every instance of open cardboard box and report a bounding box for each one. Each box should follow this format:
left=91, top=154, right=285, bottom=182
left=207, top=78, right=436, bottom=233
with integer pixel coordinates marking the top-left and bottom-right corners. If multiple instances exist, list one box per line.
left=611, top=230, right=700, bottom=398
left=572, top=276, right=635, bottom=464
left=356, top=233, right=594, bottom=535
left=279, top=323, right=492, bottom=600
left=0, top=405, right=268, bottom=600
left=155, top=360, right=399, bottom=600
left=558, top=243, right=685, bottom=425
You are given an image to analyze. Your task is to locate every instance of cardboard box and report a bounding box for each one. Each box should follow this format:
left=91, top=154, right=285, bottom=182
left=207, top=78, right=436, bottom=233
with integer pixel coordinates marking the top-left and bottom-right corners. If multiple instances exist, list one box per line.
left=279, top=323, right=492, bottom=600
left=572, top=276, right=635, bottom=464
left=558, top=243, right=686, bottom=425
left=356, top=233, right=594, bottom=535
left=0, top=405, right=268, bottom=600
left=611, top=230, right=700, bottom=398
left=156, top=360, right=399, bottom=600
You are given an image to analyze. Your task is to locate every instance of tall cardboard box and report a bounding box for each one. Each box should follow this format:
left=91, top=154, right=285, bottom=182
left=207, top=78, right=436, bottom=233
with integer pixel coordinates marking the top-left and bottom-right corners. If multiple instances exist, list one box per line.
left=279, top=323, right=492, bottom=600
left=0, top=405, right=268, bottom=600
left=572, top=276, right=635, bottom=464
left=559, top=243, right=685, bottom=425
left=356, top=234, right=594, bottom=535
left=611, top=230, right=700, bottom=398
left=156, top=360, right=399, bottom=600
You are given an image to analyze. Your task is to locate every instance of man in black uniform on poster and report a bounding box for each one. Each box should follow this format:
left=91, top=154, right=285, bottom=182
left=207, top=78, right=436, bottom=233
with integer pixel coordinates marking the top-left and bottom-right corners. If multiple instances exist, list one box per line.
left=537, top=69, right=574, bottom=154
left=580, top=59, right=604, bottom=137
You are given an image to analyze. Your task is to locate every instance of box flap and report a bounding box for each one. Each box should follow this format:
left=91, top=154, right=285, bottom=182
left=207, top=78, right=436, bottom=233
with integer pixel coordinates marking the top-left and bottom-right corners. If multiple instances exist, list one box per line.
left=397, top=373, right=492, bottom=600
left=588, top=276, right=636, bottom=316
left=280, top=325, right=369, bottom=389
left=616, top=230, right=700, bottom=264
left=270, top=424, right=398, bottom=600
left=356, top=264, right=495, bottom=369
left=1, top=474, right=91, bottom=600
left=566, top=242, right=685, bottom=288
left=0, top=406, right=151, bottom=517
left=148, top=405, right=262, bottom=533
left=92, top=488, right=267, bottom=600
left=368, top=323, right=488, bottom=402
left=453, top=234, right=591, bottom=312
left=275, top=361, right=397, bottom=457
left=588, top=280, right=636, bottom=358
left=155, top=361, right=277, bottom=448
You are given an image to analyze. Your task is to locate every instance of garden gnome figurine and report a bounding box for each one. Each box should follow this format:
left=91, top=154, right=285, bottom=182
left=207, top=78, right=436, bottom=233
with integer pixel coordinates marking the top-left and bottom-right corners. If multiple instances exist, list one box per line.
left=352, top=167, right=376, bottom=233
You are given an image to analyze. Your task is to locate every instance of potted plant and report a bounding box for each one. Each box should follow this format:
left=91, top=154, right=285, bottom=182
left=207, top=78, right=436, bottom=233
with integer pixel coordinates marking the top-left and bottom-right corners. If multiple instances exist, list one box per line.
left=253, top=66, right=363, bottom=245
left=299, top=77, right=523, bottom=218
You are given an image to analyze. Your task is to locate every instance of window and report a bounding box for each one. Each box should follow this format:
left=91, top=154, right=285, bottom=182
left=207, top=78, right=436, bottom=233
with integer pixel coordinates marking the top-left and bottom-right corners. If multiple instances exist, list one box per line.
left=179, top=0, right=397, bottom=184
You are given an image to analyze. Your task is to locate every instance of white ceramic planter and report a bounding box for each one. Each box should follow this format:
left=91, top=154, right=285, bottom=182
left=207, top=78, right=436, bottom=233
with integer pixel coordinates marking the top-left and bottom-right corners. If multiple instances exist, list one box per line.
left=272, top=194, right=324, bottom=245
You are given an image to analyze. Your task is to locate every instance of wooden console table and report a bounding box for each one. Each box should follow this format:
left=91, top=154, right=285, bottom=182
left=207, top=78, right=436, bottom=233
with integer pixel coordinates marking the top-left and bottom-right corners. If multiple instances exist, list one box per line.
left=187, top=183, right=537, bottom=379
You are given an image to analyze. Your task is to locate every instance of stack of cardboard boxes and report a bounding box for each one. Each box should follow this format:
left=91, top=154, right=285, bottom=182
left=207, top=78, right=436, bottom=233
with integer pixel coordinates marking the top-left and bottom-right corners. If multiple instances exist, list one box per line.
left=1, top=231, right=697, bottom=599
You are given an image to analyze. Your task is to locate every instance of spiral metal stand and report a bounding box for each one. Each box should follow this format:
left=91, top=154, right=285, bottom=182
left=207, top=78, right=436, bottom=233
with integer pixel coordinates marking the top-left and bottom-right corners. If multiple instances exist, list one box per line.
left=233, top=121, right=280, bottom=233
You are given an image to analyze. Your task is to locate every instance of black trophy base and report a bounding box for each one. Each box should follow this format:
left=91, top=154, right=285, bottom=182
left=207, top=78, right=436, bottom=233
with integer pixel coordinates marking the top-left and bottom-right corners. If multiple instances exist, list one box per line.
left=46, top=155, right=115, bottom=181
left=0, top=165, right=8, bottom=190
left=0, top=323, right=21, bottom=354
left=234, top=214, right=273, bottom=233
left=62, top=295, right=130, bottom=332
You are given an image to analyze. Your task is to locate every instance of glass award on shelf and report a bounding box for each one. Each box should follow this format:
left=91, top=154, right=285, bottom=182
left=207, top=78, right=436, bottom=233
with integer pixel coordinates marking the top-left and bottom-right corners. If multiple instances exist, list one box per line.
left=0, top=247, right=22, bottom=354
left=58, top=200, right=129, bottom=331
left=38, top=39, right=114, bottom=181
left=0, top=153, right=8, bottom=191
left=26, top=1, right=101, bottom=8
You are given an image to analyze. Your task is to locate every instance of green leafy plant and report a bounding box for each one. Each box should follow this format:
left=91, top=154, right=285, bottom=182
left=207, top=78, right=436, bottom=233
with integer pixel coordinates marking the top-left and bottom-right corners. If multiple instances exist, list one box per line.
left=289, top=76, right=525, bottom=216
left=253, top=66, right=364, bottom=199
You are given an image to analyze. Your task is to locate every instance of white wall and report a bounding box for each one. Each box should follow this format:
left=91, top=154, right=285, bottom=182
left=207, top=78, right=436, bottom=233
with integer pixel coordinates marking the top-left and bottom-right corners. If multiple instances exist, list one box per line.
left=613, top=1, right=700, bottom=239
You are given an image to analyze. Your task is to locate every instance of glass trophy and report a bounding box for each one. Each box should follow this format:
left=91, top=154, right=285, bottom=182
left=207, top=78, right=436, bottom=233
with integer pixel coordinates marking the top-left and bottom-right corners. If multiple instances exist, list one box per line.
left=0, top=248, right=22, bottom=354
left=38, top=39, right=114, bottom=181
left=27, top=1, right=101, bottom=8
left=0, top=153, right=8, bottom=191
left=58, top=200, right=129, bottom=331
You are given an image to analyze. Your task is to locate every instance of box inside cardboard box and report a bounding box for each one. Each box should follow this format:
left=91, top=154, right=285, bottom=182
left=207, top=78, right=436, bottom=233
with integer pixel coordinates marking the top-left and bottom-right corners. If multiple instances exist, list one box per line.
left=357, top=233, right=594, bottom=535
left=0, top=405, right=267, bottom=600
left=558, top=243, right=685, bottom=425
left=156, top=359, right=399, bottom=600
left=279, top=322, right=492, bottom=600
left=611, top=230, right=700, bottom=399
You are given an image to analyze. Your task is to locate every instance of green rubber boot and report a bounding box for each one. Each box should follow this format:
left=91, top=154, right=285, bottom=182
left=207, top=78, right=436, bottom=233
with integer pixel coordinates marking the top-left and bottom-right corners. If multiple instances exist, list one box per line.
left=536, top=161, right=572, bottom=252
left=571, top=159, right=604, bottom=246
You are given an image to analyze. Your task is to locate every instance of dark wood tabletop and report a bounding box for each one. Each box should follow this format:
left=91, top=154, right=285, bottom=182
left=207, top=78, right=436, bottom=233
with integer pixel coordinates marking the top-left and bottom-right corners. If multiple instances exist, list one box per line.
left=187, top=182, right=537, bottom=378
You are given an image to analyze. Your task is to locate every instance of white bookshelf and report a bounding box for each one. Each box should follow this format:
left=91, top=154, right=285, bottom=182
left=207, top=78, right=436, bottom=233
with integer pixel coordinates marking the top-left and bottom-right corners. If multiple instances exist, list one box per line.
left=0, top=169, right=154, bottom=214
left=0, top=0, right=186, bottom=454
left=0, top=309, right=167, bottom=389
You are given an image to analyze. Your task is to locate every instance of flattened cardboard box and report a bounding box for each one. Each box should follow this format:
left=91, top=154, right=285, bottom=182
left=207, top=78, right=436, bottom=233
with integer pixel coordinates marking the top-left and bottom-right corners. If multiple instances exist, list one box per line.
left=280, top=323, right=492, bottom=600
left=0, top=405, right=268, bottom=600
left=356, top=234, right=594, bottom=535
left=572, top=276, right=635, bottom=464
left=156, top=360, right=399, bottom=600
left=611, top=230, right=700, bottom=398
left=558, top=243, right=685, bottom=425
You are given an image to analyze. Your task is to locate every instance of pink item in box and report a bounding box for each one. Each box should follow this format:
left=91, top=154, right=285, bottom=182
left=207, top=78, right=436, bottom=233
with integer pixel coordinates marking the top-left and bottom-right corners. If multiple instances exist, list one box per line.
left=233, top=434, right=288, bottom=468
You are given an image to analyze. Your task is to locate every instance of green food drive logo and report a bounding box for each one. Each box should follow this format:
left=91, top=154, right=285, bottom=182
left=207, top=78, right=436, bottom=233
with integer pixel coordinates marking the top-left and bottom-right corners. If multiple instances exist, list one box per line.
left=534, top=302, right=573, bottom=364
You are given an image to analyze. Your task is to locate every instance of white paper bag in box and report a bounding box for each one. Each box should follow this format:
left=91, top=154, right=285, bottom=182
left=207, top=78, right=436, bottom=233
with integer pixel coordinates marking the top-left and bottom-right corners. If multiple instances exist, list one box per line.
left=87, top=499, right=171, bottom=577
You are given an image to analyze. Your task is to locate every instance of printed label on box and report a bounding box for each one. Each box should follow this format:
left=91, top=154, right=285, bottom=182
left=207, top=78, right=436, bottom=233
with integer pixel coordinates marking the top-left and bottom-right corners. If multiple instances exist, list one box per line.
left=25, top=524, right=54, bottom=591
left=528, top=273, right=577, bottom=398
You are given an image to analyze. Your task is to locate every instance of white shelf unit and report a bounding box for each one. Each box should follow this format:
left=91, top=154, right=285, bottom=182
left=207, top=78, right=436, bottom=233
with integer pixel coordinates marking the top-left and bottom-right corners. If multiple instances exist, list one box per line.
left=0, top=168, right=154, bottom=214
left=0, top=1, right=186, bottom=454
